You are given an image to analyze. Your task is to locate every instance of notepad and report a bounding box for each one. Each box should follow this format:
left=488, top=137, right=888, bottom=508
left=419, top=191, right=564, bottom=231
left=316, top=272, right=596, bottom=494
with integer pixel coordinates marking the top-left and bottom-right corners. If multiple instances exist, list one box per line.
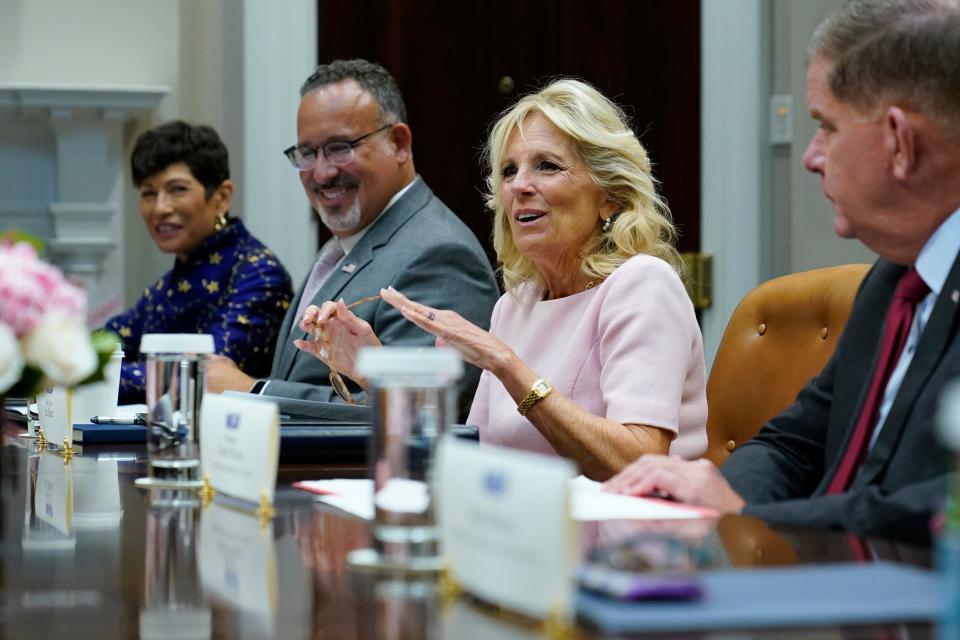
left=72, top=422, right=147, bottom=443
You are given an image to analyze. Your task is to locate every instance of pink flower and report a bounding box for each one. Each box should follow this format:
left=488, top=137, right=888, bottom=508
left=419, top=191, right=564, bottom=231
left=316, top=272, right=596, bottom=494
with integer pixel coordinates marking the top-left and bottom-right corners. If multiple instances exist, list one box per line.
left=0, top=242, right=86, bottom=338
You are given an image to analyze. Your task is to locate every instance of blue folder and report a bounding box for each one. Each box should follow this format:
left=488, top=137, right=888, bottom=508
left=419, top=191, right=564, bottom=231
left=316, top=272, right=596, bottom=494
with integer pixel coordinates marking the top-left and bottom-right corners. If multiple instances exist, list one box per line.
left=576, top=562, right=941, bottom=633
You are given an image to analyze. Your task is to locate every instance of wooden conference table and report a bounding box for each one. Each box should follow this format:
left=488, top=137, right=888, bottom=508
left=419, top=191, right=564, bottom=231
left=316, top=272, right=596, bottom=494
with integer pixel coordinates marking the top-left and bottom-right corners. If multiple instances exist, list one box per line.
left=0, top=427, right=938, bottom=639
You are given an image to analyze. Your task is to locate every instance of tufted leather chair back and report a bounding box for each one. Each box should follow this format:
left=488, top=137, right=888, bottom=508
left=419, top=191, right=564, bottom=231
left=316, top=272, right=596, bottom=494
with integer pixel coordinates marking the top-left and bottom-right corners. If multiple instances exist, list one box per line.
left=704, top=264, right=872, bottom=466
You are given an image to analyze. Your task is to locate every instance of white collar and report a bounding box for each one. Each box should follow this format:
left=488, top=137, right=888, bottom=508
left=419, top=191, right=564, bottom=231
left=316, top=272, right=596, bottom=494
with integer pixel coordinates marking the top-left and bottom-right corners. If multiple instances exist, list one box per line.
left=915, top=205, right=960, bottom=296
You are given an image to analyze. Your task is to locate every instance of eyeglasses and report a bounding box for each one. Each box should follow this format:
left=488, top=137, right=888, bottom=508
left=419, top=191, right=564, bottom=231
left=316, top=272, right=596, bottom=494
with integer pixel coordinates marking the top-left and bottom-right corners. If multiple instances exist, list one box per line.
left=315, top=294, right=381, bottom=404
left=283, top=124, right=395, bottom=171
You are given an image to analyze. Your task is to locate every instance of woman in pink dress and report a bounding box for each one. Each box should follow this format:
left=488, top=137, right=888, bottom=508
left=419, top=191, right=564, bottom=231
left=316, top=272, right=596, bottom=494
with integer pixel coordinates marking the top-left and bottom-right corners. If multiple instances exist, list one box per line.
left=297, top=78, right=706, bottom=480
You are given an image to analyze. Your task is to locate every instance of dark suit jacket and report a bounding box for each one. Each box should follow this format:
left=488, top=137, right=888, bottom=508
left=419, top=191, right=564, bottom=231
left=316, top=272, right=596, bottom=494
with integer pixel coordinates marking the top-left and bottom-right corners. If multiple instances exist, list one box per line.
left=722, top=254, right=960, bottom=543
left=265, top=177, right=500, bottom=414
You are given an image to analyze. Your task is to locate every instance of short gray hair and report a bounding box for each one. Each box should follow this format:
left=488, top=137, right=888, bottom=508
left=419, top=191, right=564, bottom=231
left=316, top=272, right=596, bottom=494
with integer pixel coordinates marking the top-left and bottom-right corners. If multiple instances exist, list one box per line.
left=300, top=58, right=408, bottom=124
left=808, top=0, right=960, bottom=133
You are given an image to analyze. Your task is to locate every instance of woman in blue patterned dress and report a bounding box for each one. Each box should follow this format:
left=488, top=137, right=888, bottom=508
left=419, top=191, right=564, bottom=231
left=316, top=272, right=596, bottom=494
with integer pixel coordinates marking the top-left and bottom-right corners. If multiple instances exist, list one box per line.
left=104, top=121, right=293, bottom=403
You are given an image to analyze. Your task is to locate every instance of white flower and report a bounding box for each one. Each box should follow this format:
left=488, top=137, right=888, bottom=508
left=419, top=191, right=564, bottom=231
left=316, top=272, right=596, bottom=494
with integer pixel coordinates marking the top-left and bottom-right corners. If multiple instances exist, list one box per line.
left=0, top=322, right=25, bottom=394
left=22, top=313, right=97, bottom=387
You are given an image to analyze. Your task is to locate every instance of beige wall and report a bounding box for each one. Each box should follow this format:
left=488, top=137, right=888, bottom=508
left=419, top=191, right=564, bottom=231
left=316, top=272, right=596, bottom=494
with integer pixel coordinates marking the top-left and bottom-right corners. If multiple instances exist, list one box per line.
left=770, top=0, right=878, bottom=275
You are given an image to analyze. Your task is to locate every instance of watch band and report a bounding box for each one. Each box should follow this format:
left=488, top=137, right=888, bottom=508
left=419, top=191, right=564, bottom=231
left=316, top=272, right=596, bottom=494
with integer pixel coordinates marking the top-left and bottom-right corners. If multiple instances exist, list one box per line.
left=517, top=379, right=553, bottom=416
left=249, top=379, right=267, bottom=395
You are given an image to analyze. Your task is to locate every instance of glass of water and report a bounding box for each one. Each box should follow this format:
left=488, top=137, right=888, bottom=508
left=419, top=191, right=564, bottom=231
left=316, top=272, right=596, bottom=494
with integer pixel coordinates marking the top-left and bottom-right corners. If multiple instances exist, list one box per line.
left=138, top=334, right=214, bottom=488
left=349, top=347, right=462, bottom=572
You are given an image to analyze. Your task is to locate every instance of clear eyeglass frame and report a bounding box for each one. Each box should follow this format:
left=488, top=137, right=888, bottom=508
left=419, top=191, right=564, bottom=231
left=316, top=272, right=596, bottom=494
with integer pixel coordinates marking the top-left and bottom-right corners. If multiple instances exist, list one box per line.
left=283, top=123, right=395, bottom=171
left=315, top=294, right=381, bottom=404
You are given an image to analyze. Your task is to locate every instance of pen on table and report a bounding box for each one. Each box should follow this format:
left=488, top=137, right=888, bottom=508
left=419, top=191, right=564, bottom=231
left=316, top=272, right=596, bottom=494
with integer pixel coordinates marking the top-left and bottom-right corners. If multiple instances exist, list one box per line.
left=90, top=415, right=147, bottom=425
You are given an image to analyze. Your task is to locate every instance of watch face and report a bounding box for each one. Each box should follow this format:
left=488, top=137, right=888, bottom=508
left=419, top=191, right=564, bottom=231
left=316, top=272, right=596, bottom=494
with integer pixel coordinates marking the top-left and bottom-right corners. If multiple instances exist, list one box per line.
left=534, top=381, right=550, bottom=394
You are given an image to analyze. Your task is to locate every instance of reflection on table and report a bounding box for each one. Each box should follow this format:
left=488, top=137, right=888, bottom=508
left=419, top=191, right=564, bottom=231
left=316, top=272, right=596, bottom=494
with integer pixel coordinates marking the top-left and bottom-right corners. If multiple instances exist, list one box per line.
left=0, top=430, right=940, bottom=639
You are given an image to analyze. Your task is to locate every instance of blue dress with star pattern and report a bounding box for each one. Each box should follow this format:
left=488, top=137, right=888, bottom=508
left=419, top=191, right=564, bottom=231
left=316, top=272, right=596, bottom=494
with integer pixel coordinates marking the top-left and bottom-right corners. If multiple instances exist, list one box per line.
left=104, top=218, right=293, bottom=403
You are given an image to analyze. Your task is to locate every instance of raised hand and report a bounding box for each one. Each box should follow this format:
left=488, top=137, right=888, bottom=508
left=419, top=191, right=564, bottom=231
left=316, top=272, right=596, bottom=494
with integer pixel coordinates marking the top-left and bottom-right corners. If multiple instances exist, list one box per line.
left=294, top=298, right=382, bottom=386
left=379, top=286, right=512, bottom=373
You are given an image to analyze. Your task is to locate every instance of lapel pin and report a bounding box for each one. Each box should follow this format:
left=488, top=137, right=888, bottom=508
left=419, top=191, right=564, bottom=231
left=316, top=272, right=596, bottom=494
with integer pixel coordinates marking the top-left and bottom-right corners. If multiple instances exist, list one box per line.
left=341, top=263, right=357, bottom=274
left=952, top=290, right=959, bottom=304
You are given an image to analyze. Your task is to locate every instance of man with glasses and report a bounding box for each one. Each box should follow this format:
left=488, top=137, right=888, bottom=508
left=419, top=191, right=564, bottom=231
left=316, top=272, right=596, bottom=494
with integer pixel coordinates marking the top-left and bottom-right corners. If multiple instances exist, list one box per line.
left=208, top=59, right=499, bottom=412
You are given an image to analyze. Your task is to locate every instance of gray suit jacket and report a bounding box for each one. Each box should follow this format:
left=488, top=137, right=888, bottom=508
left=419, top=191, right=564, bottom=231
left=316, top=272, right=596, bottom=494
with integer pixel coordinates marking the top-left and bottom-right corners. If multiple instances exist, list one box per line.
left=722, top=255, right=960, bottom=544
left=265, top=178, right=500, bottom=415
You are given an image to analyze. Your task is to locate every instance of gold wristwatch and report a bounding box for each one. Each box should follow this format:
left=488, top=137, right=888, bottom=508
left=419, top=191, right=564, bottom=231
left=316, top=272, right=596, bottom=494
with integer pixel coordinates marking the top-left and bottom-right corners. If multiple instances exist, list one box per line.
left=517, top=379, right=553, bottom=416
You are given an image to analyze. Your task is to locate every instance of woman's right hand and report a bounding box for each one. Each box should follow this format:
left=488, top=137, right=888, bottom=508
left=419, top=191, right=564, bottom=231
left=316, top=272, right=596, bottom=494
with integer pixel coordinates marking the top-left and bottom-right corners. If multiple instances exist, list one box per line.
left=293, top=299, right=382, bottom=387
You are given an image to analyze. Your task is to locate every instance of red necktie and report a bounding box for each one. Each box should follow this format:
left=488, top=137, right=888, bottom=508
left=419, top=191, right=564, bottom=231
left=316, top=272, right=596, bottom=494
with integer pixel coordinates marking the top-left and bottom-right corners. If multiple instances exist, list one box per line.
left=826, top=267, right=930, bottom=495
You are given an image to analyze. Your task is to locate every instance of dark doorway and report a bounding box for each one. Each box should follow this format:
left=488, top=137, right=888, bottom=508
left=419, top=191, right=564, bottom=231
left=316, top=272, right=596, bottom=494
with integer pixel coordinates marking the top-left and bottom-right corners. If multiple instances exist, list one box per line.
left=316, top=0, right=701, bottom=265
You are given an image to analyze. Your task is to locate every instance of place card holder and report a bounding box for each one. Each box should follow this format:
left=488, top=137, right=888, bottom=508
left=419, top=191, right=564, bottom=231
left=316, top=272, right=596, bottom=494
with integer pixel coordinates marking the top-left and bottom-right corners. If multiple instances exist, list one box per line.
left=434, top=436, right=578, bottom=637
left=36, top=385, right=75, bottom=457
left=199, top=394, right=280, bottom=521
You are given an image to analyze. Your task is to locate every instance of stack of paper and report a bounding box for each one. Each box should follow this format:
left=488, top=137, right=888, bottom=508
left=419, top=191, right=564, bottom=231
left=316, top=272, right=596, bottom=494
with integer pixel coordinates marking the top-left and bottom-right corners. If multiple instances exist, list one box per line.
left=294, top=476, right=717, bottom=521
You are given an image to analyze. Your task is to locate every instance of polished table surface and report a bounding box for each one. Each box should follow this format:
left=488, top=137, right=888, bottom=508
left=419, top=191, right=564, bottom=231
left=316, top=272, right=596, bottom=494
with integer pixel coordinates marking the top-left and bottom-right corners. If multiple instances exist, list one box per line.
left=0, top=428, right=939, bottom=639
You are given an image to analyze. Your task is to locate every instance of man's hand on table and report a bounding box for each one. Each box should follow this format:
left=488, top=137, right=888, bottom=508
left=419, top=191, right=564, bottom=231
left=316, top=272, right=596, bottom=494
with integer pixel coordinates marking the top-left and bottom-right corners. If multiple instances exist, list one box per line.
left=206, top=354, right=256, bottom=394
left=604, top=455, right=747, bottom=514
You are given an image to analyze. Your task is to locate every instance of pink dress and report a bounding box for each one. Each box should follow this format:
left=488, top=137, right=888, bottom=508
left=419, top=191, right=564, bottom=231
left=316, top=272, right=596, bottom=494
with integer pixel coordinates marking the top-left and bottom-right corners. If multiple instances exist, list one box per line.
left=466, top=254, right=707, bottom=460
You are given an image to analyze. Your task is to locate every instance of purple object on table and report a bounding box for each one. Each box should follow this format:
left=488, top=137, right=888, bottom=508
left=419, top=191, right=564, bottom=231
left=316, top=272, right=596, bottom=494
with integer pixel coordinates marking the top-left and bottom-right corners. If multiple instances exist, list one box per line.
left=578, top=565, right=704, bottom=601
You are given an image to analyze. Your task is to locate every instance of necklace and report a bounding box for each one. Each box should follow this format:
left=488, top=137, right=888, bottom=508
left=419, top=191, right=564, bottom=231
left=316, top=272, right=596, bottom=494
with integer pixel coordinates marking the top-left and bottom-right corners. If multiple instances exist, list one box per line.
left=584, top=279, right=597, bottom=291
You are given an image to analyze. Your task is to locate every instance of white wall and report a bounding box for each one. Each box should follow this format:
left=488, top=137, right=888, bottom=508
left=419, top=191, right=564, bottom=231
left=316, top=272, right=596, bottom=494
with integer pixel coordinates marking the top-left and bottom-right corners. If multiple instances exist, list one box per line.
left=241, top=0, right=318, bottom=285
left=0, top=0, right=180, bottom=91
left=1, top=0, right=319, bottom=309
left=0, top=0, right=181, bottom=310
left=700, top=0, right=770, bottom=371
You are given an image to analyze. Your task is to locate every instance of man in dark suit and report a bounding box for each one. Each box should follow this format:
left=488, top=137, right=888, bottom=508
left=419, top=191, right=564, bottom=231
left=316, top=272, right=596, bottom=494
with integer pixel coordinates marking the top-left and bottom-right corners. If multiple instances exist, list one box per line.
left=606, top=0, right=960, bottom=543
left=208, top=59, right=499, bottom=409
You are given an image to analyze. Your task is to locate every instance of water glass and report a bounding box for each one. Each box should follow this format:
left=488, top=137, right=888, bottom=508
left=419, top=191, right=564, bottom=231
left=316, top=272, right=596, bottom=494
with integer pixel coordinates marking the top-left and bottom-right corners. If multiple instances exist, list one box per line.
left=350, top=347, right=462, bottom=572
left=140, top=334, right=214, bottom=485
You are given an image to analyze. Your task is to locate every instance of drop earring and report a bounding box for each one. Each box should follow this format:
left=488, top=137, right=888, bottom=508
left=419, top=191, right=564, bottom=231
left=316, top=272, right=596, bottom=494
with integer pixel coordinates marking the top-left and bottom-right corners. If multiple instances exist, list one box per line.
left=214, top=213, right=228, bottom=232
left=601, top=217, right=613, bottom=233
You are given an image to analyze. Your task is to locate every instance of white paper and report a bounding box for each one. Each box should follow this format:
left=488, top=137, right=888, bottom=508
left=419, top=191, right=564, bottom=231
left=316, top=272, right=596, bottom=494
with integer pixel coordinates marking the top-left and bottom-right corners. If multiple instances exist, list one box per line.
left=436, top=436, right=578, bottom=622
left=295, top=479, right=375, bottom=520
left=200, top=394, right=280, bottom=506
left=37, top=385, right=72, bottom=446
left=570, top=476, right=717, bottom=520
left=297, top=476, right=716, bottom=522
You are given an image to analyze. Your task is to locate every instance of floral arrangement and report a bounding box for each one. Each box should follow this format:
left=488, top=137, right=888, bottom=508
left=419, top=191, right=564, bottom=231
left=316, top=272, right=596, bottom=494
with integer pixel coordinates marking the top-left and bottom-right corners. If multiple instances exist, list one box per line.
left=0, top=238, right=116, bottom=398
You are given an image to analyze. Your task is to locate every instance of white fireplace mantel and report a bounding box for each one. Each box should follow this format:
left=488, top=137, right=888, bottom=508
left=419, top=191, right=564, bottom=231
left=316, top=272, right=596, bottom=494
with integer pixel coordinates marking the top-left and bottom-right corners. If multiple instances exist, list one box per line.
left=0, top=83, right=169, bottom=112
left=0, top=83, right=168, bottom=325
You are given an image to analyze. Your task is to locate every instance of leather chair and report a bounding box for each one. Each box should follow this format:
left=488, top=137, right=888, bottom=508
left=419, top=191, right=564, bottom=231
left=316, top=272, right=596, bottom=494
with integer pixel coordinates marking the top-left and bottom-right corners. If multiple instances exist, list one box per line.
left=704, top=264, right=872, bottom=466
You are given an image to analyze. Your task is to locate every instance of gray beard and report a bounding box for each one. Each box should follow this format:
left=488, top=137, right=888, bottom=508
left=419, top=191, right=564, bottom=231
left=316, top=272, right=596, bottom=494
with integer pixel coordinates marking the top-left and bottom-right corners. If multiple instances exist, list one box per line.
left=317, top=196, right=362, bottom=234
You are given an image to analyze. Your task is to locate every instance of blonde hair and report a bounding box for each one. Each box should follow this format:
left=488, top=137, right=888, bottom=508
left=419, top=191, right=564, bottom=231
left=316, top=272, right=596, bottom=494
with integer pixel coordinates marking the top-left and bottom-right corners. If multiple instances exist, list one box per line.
left=483, top=78, right=683, bottom=293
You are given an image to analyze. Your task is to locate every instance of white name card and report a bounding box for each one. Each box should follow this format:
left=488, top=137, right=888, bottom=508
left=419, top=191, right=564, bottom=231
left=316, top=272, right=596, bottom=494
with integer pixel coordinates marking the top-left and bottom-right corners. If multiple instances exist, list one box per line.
left=200, top=394, right=280, bottom=506
left=435, top=436, right=578, bottom=621
left=199, top=501, right=277, bottom=634
left=37, top=385, right=73, bottom=447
